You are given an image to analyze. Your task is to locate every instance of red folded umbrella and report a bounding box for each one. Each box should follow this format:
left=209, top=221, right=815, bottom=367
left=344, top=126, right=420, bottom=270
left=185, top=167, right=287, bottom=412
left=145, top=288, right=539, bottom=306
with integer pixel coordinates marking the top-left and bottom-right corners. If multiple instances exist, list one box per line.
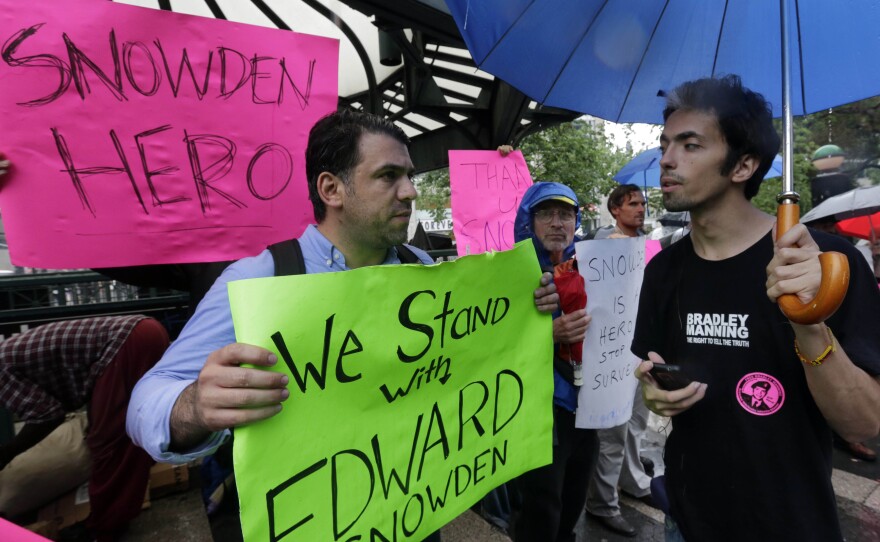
left=554, top=259, right=587, bottom=386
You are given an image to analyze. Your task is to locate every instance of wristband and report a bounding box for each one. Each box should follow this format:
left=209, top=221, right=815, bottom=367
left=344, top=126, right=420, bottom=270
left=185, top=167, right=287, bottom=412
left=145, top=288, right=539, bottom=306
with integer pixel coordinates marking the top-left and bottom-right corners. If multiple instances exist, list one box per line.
left=794, top=326, right=835, bottom=367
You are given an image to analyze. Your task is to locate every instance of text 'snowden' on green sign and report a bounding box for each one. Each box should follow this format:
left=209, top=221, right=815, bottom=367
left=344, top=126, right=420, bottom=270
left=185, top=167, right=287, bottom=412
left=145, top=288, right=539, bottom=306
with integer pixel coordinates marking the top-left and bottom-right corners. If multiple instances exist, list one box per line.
left=228, top=240, right=553, bottom=542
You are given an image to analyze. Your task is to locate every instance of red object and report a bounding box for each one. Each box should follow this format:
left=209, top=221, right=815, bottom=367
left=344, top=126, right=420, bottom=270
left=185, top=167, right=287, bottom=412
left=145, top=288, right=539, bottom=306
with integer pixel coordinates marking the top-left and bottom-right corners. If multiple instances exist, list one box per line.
left=554, top=259, right=587, bottom=364
left=836, top=211, right=879, bottom=241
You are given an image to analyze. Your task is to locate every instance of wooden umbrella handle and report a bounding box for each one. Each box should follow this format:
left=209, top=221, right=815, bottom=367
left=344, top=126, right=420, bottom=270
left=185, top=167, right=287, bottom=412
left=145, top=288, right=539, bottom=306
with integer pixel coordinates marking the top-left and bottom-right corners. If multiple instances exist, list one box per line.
left=776, top=203, right=850, bottom=324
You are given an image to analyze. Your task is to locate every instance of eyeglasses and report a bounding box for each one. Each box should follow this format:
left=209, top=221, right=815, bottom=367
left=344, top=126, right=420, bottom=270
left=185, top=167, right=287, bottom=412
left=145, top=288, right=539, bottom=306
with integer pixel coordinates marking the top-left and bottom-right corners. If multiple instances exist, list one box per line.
left=534, top=208, right=577, bottom=224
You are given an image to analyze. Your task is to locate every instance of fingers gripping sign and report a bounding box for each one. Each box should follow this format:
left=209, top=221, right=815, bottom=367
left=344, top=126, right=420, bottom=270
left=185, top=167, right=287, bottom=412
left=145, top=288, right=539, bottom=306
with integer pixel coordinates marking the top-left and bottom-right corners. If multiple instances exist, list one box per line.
left=635, top=352, right=707, bottom=417
left=171, top=343, right=289, bottom=451
left=534, top=271, right=559, bottom=314
left=195, top=343, right=290, bottom=430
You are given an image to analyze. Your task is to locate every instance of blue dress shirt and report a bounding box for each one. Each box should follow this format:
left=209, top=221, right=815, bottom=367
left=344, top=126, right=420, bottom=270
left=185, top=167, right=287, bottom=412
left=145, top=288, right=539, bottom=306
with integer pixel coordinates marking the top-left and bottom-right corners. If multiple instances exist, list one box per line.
left=126, top=225, right=432, bottom=463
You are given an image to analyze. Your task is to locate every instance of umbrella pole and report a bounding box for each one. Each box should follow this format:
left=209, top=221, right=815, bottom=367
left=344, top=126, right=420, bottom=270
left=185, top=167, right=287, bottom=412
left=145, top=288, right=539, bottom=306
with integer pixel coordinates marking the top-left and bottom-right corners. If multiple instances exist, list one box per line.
left=776, top=0, right=799, bottom=233
left=775, top=0, right=849, bottom=324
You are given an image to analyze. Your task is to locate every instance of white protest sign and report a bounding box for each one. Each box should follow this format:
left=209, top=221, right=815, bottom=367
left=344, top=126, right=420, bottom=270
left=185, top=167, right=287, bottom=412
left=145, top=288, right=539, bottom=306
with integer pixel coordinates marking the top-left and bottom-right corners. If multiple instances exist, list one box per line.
left=574, top=236, right=646, bottom=429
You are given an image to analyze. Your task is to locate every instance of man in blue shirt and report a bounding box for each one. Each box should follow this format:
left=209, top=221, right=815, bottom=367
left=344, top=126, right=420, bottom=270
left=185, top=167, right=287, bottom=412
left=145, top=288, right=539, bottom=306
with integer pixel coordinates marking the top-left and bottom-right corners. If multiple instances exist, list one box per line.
left=126, top=111, right=560, bottom=538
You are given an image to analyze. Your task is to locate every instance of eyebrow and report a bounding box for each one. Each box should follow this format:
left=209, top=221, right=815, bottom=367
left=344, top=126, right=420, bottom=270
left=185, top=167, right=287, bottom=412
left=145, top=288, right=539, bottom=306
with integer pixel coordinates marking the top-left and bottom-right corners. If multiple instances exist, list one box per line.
left=659, top=130, right=706, bottom=144
left=374, top=163, right=415, bottom=176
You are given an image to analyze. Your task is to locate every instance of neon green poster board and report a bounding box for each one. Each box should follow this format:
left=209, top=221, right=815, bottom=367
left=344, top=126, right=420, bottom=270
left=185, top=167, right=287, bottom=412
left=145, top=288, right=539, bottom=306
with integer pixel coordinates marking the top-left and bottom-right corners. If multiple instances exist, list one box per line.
left=228, top=240, right=553, bottom=542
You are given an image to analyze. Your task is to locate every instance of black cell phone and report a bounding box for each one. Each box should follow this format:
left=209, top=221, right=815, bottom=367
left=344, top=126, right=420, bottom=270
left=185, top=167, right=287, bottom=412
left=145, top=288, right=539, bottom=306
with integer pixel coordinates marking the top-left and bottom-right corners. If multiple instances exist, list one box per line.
left=649, top=364, right=692, bottom=391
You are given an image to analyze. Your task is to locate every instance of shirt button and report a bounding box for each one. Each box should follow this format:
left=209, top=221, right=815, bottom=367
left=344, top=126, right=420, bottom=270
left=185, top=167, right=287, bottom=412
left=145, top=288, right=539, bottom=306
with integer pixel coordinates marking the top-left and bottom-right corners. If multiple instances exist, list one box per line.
left=326, top=259, right=332, bottom=266
left=333, top=253, right=340, bottom=260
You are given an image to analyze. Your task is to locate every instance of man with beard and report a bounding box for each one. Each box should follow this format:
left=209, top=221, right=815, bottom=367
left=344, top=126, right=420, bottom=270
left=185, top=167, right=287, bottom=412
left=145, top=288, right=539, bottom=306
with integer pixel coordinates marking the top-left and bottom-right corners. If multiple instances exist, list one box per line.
left=590, top=184, right=646, bottom=240
left=127, top=110, right=560, bottom=540
left=633, top=75, right=880, bottom=541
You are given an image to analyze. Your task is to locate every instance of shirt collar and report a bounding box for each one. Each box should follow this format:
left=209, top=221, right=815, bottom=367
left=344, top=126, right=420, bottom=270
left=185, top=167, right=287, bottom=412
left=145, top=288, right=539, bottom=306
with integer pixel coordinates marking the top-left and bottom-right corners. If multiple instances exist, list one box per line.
left=300, top=224, right=401, bottom=271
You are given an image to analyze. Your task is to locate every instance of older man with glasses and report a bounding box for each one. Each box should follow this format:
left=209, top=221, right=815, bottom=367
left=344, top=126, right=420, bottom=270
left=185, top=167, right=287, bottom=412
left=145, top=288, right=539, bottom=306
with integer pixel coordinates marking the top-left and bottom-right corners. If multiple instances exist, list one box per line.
left=507, top=181, right=598, bottom=542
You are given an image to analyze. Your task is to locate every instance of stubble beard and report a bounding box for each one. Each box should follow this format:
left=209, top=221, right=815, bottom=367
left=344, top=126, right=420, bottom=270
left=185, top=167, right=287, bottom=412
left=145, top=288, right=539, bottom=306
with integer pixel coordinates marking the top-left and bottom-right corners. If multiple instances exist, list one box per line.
left=662, top=192, right=692, bottom=213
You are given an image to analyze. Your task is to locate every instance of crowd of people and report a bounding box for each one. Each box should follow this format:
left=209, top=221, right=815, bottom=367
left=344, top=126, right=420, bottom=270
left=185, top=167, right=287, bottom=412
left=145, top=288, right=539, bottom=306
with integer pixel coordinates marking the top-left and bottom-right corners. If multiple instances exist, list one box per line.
left=2, top=74, right=880, bottom=542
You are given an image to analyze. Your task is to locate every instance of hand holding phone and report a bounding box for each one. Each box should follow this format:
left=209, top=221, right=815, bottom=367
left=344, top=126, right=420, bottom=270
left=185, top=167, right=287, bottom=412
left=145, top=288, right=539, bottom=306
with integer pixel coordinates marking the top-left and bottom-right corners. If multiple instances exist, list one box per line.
left=648, top=364, right=692, bottom=391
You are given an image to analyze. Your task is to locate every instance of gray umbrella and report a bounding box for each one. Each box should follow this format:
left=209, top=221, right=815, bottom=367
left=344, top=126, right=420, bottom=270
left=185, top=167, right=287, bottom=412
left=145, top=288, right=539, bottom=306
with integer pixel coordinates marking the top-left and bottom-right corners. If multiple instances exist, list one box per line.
left=800, top=185, right=880, bottom=223
left=657, top=212, right=690, bottom=228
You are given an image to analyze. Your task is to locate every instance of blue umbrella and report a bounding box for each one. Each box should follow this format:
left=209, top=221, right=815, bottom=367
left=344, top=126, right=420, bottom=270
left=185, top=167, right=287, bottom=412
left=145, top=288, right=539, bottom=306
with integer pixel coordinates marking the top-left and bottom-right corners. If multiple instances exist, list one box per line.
left=446, top=0, right=880, bottom=124
left=614, top=148, right=785, bottom=188
left=448, top=0, right=859, bottom=323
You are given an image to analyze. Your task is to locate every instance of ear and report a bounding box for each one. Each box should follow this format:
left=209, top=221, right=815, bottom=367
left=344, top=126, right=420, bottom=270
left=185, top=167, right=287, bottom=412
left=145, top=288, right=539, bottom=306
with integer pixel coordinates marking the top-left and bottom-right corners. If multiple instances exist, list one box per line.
left=730, top=154, right=759, bottom=184
left=610, top=205, right=621, bottom=219
left=316, top=171, right=345, bottom=211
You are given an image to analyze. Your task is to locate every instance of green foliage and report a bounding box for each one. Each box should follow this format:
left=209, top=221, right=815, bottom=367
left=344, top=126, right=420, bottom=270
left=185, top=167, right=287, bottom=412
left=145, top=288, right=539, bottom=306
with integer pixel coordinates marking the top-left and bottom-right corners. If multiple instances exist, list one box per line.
left=414, top=168, right=451, bottom=222
left=801, top=97, right=880, bottom=164
left=800, top=98, right=880, bottom=185
left=752, top=121, right=817, bottom=216
left=753, top=97, right=880, bottom=216
left=519, top=119, right=632, bottom=219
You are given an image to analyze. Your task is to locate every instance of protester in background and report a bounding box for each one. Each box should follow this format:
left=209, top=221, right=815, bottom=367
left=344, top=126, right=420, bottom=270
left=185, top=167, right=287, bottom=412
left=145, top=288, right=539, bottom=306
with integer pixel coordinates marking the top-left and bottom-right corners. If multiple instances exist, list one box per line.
left=508, top=181, right=597, bottom=542
left=590, top=184, right=647, bottom=240
left=585, top=184, right=655, bottom=538
left=126, top=110, right=560, bottom=541
left=634, top=75, right=880, bottom=541
left=0, top=316, right=169, bottom=542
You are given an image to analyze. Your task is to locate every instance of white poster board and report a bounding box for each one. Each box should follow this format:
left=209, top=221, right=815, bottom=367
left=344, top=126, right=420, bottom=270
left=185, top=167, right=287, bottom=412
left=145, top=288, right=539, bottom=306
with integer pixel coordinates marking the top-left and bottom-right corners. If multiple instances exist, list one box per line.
left=574, top=236, right=646, bottom=429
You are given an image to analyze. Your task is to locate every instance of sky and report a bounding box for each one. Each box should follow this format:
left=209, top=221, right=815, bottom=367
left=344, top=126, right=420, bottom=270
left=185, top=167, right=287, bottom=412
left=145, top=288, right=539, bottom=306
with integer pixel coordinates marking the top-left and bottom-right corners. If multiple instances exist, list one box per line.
left=602, top=119, right=662, bottom=154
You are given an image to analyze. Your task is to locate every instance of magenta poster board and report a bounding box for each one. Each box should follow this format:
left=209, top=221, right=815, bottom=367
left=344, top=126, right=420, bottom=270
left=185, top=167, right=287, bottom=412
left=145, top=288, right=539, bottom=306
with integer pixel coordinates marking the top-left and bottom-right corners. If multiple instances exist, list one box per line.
left=0, top=0, right=338, bottom=267
left=0, top=518, right=49, bottom=541
left=449, top=150, right=534, bottom=256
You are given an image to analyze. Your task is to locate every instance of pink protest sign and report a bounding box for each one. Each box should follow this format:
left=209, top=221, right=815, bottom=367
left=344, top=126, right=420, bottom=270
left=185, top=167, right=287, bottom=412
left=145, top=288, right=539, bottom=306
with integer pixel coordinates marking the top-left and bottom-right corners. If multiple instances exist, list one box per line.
left=449, top=150, right=533, bottom=256
left=0, top=518, right=49, bottom=541
left=0, top=0, right=338, bottom=268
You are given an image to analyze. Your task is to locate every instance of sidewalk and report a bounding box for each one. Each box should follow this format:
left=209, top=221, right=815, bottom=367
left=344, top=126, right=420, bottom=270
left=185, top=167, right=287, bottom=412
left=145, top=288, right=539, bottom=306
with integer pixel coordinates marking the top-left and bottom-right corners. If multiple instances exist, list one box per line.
left=122, top=415, right=880, bottom=542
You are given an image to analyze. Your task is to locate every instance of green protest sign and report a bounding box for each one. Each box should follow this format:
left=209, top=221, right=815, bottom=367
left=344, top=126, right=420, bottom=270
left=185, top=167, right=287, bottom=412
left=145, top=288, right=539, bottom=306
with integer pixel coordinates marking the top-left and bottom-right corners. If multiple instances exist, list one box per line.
left=228, top=240, right=553, bottom=542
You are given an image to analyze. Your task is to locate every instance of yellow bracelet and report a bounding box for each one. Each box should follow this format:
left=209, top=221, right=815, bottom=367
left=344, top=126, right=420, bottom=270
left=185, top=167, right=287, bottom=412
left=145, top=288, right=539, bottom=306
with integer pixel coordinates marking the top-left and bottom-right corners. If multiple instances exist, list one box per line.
left=794, top=326, right=836, bottom=367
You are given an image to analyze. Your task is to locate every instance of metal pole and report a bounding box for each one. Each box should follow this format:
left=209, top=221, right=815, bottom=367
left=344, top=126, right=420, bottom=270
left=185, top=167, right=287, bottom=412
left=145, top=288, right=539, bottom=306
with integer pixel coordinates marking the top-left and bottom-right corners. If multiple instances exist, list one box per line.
left=778, top=0, right=798, bottom=203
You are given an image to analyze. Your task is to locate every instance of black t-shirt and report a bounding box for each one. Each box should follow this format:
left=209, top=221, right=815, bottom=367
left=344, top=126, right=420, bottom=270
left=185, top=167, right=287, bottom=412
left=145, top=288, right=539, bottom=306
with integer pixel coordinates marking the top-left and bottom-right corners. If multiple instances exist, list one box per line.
left=632, top=229, right=880, bottom=542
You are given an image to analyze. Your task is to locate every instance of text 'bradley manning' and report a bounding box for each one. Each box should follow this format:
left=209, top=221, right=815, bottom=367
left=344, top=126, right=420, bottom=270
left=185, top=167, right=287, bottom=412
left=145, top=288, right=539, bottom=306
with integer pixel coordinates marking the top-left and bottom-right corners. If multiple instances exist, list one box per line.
left=686, top=313, right=749, bottom=339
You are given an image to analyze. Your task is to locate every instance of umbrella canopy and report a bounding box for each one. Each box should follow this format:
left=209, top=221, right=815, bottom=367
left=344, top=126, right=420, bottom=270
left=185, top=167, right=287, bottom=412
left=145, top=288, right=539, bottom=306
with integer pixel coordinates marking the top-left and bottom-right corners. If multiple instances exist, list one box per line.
left=836, top=212, right=879, bottom=241
left=446, top=0, right=880, bottom=124
left=800, top=185, right=880, bottom=223
left=614, top=147, right=784, bottom=188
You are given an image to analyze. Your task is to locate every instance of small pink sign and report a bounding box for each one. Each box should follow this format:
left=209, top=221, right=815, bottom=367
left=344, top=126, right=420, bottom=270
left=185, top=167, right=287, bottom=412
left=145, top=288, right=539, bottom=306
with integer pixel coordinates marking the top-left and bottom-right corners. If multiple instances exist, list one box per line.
left=0, top=518, right=50, bottom=542
left=449, top=150, right=533, bottom=256
left=0, top=0, right=338, bottom=267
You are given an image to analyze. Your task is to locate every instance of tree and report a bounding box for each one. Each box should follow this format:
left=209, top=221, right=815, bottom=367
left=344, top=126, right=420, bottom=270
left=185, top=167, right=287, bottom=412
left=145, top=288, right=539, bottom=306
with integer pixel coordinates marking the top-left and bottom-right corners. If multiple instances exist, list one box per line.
left=519, top=119, right=632, bottom=219
left=751, top=96, right=880, bottom=218
left=751, top=121, right=817, bottom=216
left=414, top=168, right=452, bottom=222
left=800, top=97, right=880, bottom=185
left=415, top=118, right=633, bottom=221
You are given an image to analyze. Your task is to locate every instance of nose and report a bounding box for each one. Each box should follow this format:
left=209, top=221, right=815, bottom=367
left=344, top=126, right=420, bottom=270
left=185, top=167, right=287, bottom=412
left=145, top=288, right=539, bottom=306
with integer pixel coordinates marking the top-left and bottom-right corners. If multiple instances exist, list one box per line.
left=659, top=147, right=675, bottom=169
left=399, top=175, right=417, bottom=202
